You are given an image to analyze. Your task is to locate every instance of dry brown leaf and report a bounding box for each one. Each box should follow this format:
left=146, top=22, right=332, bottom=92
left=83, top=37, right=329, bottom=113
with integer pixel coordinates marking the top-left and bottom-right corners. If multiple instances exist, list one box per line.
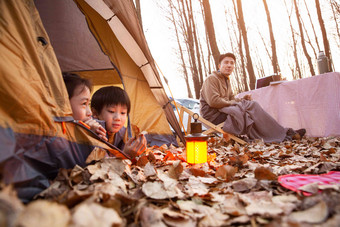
left=147, top=150, right=157, bottom=163
left=229, top=154, right=248, bottom=168
left=298, top=182, right=319, bottom=194
left=93, top=182, right=120, bottom=196
left=136, top=155, right=149, bottom=167
left=320, top=153, right=329, bottom=162
left=215, top=165, right=237, bottom=181
left=232, top=178, right=257, bottom=192
left=217, top=194, right=247, bottom=216
left=199, top=210, right=230, bottom=226
left=69, top=165, right=84, bottom=185
left=185, top=176, right=209, bottom=196
left=144, top=162, right=157, bottom=178
left=86, top=163, right=101, bottom=175
left=101, top=158, right=129, bottom=176
left=86, top=147, right=107, bottom=164
left=139, top=206, right=166, bottom=227
left=168, top=160, right=184, bottom=179
left=15, top=200, right=70, bottom=227
left=125, top=165, right=146, bottom=184
left=323, top=147, right=336, bottom=155
left=131, top=124, right=140, bottom=136
left=288, top=201, right=328, bottom=224
left=71, top=202, right=124, bottom=227
left=189, top=167, right=206, bottom=177
left=254, top=166, right=277, bottom=180
left=272, top=195, right=299, bottom=215
left=238, top=191, right=273, bottom=205
left=0, top=185, right=24, bottom=227
left=245, top=200, right=283, bottom=216
left=161, top=207, right=195, bottom=226
left=89, top=165, right=108, bottom=181
left=197, top=176, right=218, bottom=184
left=176, top=200, right=200, bottom=213
left=142, top=181, right=169, bottom=199
left=225, top=215, right=250, bottom=226
left=106, top=171, right=127, bottom=193
left=158, top=171, right=185, bottom=199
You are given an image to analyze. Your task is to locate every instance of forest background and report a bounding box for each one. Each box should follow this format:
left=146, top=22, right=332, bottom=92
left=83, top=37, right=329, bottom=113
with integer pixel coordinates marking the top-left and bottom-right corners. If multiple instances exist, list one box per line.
left=134, top=0, right=339, bottom=99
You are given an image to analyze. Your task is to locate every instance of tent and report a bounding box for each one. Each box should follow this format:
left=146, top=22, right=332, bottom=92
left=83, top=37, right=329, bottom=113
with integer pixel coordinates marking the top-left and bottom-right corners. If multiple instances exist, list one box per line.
left=0, top=0, right=183, bottom=202
left=35, top=0, right=184, bottom=145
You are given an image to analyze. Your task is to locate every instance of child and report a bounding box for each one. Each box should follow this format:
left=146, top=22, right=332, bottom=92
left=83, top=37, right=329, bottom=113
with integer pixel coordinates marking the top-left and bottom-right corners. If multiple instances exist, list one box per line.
left=62, top=73, right=107, bottom=141
left=91, top=86, right=146, bottom=159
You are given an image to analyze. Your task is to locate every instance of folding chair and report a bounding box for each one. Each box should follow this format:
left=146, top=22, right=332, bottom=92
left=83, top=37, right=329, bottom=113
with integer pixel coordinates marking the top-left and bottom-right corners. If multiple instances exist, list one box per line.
left=172, top=101, right=246, bottom=145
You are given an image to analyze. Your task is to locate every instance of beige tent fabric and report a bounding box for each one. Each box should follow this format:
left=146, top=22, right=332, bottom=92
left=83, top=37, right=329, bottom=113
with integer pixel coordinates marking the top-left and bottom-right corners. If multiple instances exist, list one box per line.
left=77, top=70, right=122, bottom=86
left=75, top=0, right=173, bottom=135
left=35, top=0, right=113, bottom=72
left=0, top=0, right=128, bottom=203
left=0, top=0, right=69, bottom=135
left=0, top=0, right=118, bottom=149
left=34, top=0, right=182, bottom=140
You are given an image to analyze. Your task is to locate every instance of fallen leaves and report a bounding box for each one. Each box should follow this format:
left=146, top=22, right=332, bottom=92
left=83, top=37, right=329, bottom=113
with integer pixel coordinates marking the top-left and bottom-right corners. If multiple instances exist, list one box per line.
left=289, top=201, right=328, bottom=224
left=215, top=165, right=236, bottom=181
left=142, top=181, right=169, bottom=199
left=72, top=202, right=124, bottom=226
left=1, top=136, right=340, bottom=226
left=254, top=166, right=277, bottom=180
left=15, top=200, right=70, bottom=227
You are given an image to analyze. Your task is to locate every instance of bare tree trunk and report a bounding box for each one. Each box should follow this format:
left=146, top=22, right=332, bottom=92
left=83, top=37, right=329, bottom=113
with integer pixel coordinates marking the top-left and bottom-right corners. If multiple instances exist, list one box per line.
left=232, top=0, right=248, bottom=92
left=236, top=0, right=256, bottom=90
left=262, top=0, right=279, bottom=75
left=134, top=0, right=142, bottom=27
left=168, top=0, right=193, bottom=98
left=202, top=0, right=220, bottom=69
left=330, top=0, right=340, bottom=47
left=330, top=0, right=340, bottom=16
left=293, top=0, right=315, bottom=76
left=199, top=1, right=213, bottom=74
left=284, top=0, right=302, bottom=79
left=258, top=31, right=272, bottom=61
left=198, top=39, right=209, bottom=80
left=179, top=0, right=201, bottom=98
left=315, top=0, right=333, bottom=71
left=224, top=6, right=242, bottom=93
left=188, top=0, right=204, bottom=87
left=301, top=19, right=318, bottom=59
left=303, top=0, right=321, bottom=52
left=254, top=47, right=266, bottom=78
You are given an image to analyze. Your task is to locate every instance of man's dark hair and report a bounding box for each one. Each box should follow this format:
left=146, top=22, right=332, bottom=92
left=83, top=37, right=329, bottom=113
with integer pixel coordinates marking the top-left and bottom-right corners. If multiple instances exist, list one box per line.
left=62, top=72, right=92, bottom=99
left=91, top=86, right=131, bottom=115
left=218, top=53, right=236, bottom=64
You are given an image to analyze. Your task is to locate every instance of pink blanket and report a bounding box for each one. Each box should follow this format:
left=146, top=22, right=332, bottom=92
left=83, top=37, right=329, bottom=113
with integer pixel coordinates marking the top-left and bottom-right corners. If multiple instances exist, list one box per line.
left=278, top=171, right=340, bottom=196
left=237, top=72, right=340, bottom=137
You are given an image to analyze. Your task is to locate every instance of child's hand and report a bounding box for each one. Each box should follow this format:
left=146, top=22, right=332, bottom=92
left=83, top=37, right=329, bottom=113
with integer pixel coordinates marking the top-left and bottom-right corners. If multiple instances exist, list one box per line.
left=84, top=119, right=107, bottom=141
left=123, top=134, right=147, bottom=159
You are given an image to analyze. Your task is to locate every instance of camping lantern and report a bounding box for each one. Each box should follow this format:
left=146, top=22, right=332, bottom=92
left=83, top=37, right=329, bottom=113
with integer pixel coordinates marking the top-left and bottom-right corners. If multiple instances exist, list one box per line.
left=185, top=114, right=208, bottom=164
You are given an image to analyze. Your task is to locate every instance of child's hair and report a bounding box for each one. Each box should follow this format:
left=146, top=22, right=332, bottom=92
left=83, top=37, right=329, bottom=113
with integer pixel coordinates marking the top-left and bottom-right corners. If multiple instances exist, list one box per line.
left=91, top=86, right=131, bottom=114
left=62, top=72, right=92, bottom=99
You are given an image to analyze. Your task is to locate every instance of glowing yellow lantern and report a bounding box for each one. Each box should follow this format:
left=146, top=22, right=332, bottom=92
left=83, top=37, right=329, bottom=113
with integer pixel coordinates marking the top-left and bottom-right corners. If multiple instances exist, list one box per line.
left=185, top=114, right=208, bottom=164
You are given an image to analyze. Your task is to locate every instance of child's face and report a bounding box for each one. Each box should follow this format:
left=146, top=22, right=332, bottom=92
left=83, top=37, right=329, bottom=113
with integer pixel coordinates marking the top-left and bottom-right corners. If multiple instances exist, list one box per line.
left=69, top=85, right=92, bottom=121
left=96, top=104, right=128, bottom=134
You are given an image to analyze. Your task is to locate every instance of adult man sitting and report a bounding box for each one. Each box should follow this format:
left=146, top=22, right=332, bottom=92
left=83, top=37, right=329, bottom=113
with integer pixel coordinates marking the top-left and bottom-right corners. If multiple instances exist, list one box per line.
left=199, top=53, right=305, bottom=143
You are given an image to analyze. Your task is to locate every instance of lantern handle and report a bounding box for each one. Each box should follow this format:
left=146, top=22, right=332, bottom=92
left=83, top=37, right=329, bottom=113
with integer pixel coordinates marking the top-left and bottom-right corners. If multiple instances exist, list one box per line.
left=193, top=113, right=199, bottom=122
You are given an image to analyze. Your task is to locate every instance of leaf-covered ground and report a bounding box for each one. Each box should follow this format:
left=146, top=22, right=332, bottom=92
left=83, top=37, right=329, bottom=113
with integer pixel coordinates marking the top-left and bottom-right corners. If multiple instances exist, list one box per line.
left=1, top=136, right=340, bottom=226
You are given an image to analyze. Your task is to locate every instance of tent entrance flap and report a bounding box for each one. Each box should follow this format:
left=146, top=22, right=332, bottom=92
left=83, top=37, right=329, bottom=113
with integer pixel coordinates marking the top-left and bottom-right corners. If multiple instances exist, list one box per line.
left=35, top=0, right=184, bottom=144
